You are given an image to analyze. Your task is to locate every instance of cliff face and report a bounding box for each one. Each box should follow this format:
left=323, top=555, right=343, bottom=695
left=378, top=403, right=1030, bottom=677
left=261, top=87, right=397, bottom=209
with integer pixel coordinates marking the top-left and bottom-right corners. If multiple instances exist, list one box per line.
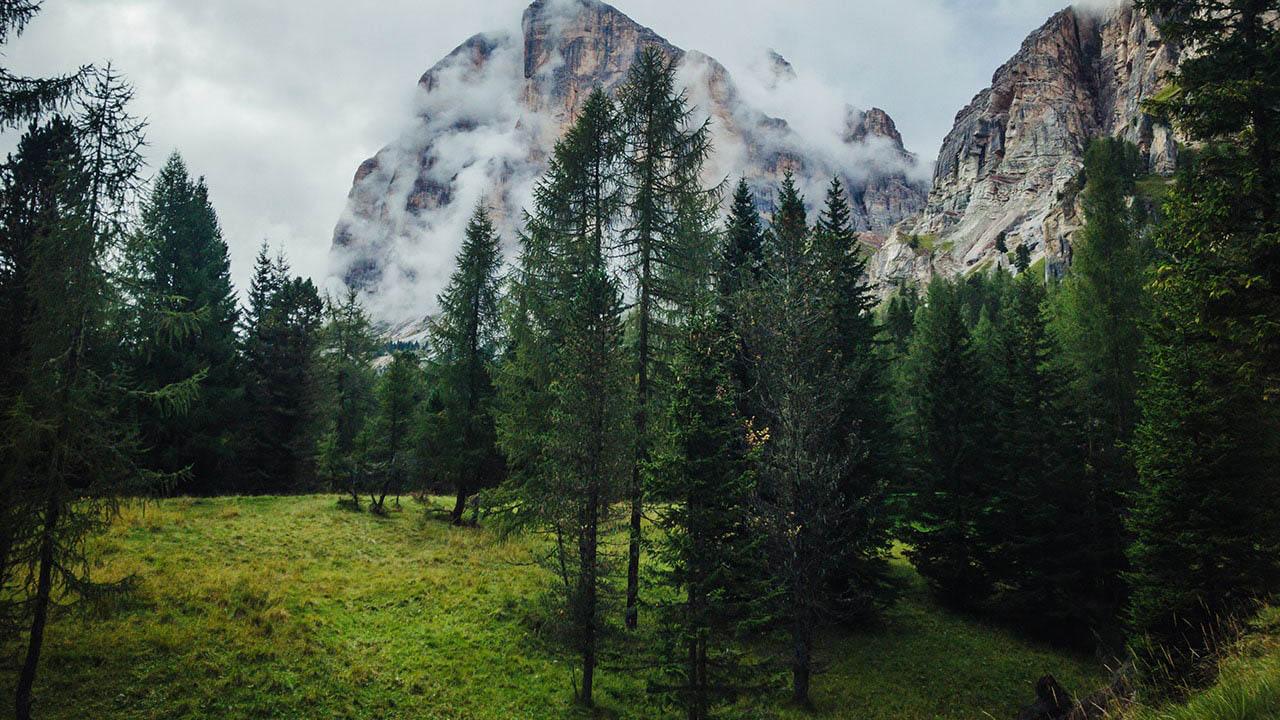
left=332, top=0, right=926, bottom=320
left=871, top=3, right=1179, bottom=290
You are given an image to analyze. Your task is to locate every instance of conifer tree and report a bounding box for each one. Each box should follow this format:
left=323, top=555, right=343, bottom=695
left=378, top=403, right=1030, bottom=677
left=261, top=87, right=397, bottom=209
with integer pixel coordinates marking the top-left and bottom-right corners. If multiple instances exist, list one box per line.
left=1126, top=4, right=1280, bottom=660
left=240, top=246, right=323, bottom=493
left=1, top=70, right=194, bottom=720
left=744, top=173, right=865, bottom=707
left=1050, top=137, right=1146, bottom=627
left=364, top=351, right=423, bottom=514
left=314, top=289, right=379, bottom=508
left=902, top=278, right=996, bottom=608
left=125, top=152, right=241, bottom=494
left=812, top=177, right=898, bottom=621
left=494, top=89, right=631, bottom=708
left=648, top=309, right=771, bottom=719
left=428, top=205, right=505, bottom=524
left=719, top=178, right=764, bottom=300
left=615, top=46, right=718, bottom=630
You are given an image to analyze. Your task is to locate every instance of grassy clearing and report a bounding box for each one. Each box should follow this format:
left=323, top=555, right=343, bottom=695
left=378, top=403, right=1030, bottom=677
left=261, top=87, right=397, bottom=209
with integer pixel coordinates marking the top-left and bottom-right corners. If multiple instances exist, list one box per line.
left=2, top=495, right=1104, bottom=719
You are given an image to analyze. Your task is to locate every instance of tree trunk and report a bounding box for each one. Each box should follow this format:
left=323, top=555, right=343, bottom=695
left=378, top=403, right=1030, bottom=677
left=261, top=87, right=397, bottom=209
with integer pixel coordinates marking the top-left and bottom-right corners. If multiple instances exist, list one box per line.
left=450, top=484, right=468, bottom=525
left=580, top=486, right=599, bottom=708
left=791, top=606, right=813, bottom=709
left=626, top=251, right=650, bottom=631
left=15, top=495, right=59, bottom=720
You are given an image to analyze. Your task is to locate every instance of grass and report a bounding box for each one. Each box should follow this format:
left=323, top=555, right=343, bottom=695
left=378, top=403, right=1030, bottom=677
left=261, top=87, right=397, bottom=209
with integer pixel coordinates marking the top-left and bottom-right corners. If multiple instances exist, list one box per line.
left=1121, top=609, right=1280, bottom=720
left=1, top=495, right=1106, bottom=719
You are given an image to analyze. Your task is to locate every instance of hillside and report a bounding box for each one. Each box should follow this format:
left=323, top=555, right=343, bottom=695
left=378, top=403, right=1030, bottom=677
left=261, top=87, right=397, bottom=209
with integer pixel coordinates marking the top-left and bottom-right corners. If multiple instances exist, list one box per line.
left=0, top=496, right=1104, bottom=719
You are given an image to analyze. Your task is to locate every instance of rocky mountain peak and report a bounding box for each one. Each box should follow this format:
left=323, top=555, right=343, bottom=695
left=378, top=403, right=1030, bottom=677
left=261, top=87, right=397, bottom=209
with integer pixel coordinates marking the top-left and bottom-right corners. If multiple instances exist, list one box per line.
left=331, top=0, right=927, bottom=322
left=868, top=2, right=1180, bottom=292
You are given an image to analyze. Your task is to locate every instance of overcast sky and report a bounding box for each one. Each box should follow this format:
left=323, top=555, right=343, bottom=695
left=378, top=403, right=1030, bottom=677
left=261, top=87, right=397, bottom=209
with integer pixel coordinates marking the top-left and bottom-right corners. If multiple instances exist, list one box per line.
left=5, top=0, right=1088, bottom=295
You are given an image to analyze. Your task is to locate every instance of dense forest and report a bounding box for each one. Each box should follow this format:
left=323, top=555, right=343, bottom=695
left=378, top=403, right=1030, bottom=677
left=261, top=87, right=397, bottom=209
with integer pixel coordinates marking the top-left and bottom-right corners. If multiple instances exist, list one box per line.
left=2, top=0, right=1279, bottom=718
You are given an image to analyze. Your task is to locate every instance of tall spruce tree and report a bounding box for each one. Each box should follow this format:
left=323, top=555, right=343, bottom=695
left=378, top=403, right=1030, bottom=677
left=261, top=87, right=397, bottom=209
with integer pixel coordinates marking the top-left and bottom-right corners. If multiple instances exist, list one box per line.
left=902, top=278, right=997, bottom=609
left=1050, top=137, right=1147, bottom=630
left=811, top=177, right=899, bottom=621
left=494, top=89, right=632, bottom=708
left=1126, top=0, right=1280, bottom=660
left=429, top=205, right=505, bottom=524
left=744, top=172, right=864, bottom=707
left=314, top=289, right=379, bottom=508
left=239, top=245, right=323, bottom=493
left=615, top=46, right=717, bottom=630
left=648, top=309, right=772, bottom=719
left=364, top=351, right=423, bottom=514
left=125, top=152, right=241, bottom=494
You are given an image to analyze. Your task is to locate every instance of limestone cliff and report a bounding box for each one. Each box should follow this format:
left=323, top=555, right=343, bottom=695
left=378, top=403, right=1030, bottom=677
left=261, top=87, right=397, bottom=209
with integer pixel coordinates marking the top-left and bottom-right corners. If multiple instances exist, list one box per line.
left=332, top=0, right=927, bottom=321
left=871, top=3, right=1180, bottom=291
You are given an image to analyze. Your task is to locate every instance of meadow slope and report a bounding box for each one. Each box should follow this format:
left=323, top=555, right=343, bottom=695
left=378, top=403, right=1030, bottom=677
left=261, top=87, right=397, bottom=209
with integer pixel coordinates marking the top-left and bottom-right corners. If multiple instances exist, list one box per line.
left=1, top=495, right=1107, bottom=719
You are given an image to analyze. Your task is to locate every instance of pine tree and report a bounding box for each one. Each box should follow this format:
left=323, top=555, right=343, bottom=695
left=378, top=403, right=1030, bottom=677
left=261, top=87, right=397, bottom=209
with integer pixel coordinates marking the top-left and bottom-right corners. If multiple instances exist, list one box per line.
left=314, top=289, right=379, bottom=508
left=429, top=205, right=505, bottom=524
left=718, top=178, right=764, bottom=300
left=1050, top=137, right=1147, bottom=631
left=615, top=46, right=718, bottom=630
left=902, top=278, right=996, bottom=609
left=744, top=173, right=863, bottom=707
left=648, top=310, right=772, bottom=719
left=125, top=152, right=242, bottom=494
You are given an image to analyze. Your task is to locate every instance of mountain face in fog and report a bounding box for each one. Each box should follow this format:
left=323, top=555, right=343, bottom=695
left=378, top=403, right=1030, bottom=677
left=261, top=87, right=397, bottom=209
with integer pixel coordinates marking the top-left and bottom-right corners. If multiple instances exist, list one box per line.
left=867, top=3, right=1181, bottom=291
left=330, top=0, right=927, bottom=322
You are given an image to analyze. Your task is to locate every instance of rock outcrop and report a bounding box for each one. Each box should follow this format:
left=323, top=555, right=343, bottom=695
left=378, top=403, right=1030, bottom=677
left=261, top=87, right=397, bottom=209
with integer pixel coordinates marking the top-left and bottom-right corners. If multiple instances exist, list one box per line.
left=870, top=3, right=1180, bottom=291
left=331, top=0, right=927, bottom=321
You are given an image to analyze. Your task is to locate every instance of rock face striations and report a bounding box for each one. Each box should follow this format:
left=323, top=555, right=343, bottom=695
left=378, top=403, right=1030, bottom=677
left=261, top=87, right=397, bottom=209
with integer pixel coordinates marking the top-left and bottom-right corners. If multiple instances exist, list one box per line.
left=871, top=3, right=1180, bottom=290
left=332, top=0, right=926, bottom=321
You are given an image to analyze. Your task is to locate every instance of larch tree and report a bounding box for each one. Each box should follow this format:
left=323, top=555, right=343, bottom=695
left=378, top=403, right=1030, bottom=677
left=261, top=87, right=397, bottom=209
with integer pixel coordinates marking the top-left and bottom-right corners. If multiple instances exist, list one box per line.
left=615, top=45, right=717, bottom=630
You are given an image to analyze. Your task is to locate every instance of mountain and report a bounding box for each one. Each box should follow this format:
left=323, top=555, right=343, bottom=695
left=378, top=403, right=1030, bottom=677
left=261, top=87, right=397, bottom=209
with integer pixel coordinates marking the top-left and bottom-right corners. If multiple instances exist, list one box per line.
left=329, top=0, right=927, bottom=322
left=869, top=2, right=1181, bottom=290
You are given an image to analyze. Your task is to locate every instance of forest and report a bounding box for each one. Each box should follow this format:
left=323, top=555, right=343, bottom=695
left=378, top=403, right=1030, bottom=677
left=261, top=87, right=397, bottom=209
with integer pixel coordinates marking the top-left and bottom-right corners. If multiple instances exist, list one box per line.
left=2, top=0, right=1280, bottom=718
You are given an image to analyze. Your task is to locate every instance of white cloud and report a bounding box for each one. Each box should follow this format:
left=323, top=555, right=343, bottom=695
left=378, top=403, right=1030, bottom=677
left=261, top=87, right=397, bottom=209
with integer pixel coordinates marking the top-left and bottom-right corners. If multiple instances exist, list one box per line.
left=2, top=0, right=1098, bottom=303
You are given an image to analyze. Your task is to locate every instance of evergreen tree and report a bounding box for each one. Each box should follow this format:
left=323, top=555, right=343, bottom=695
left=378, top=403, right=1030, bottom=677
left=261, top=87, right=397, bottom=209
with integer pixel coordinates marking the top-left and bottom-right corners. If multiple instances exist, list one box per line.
left=364, top=351, right=423, bottom=514
left=240, top=246, right=323, bottom=493
left=0, top=71, right=192, bottom=720
left=1050, top=137, right=1147, bottom=630
left=494, top=89, right=632, bottom=707
left=744, top=174, right=863, bottom=707
left=648, top=310, right=772, bottom=719
left=979, top=275, right=1106, bottom=641
left=812, top=177, right=899, bottom=621
left=314, top=289, right=379, bottom=508
left=428, top=205, right=505, bottom=524
left=1125, top=7, right=1280, bottom=660
left=901, top=279, right=996, bottom=608
left=125, top=152, right=241, bottom=494
left=718, top=178, right=765, bottom=300
left=615, top=45, right=718, bottom=630
left=1013, top=243, right=1031, bottom=273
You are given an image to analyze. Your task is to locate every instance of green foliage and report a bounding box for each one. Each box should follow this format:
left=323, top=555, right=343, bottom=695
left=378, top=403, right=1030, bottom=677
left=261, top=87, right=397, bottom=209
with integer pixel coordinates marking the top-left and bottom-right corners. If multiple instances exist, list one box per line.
left=313, top=289, right=380, bottom=507
left=239, top=245, right=323, bottom=494
left=901, top=279, right=995, bottom=608
left=363, top=352, right=424, bottom=514
left=615, top=46, right=720, bottom=630
left=124, top=152, right=242, bottom=495
left=426, top=205, right=505, bottom=523
left=647, top=311, right=775, bottom=719
left=494, top=89, right=633, bottom=707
